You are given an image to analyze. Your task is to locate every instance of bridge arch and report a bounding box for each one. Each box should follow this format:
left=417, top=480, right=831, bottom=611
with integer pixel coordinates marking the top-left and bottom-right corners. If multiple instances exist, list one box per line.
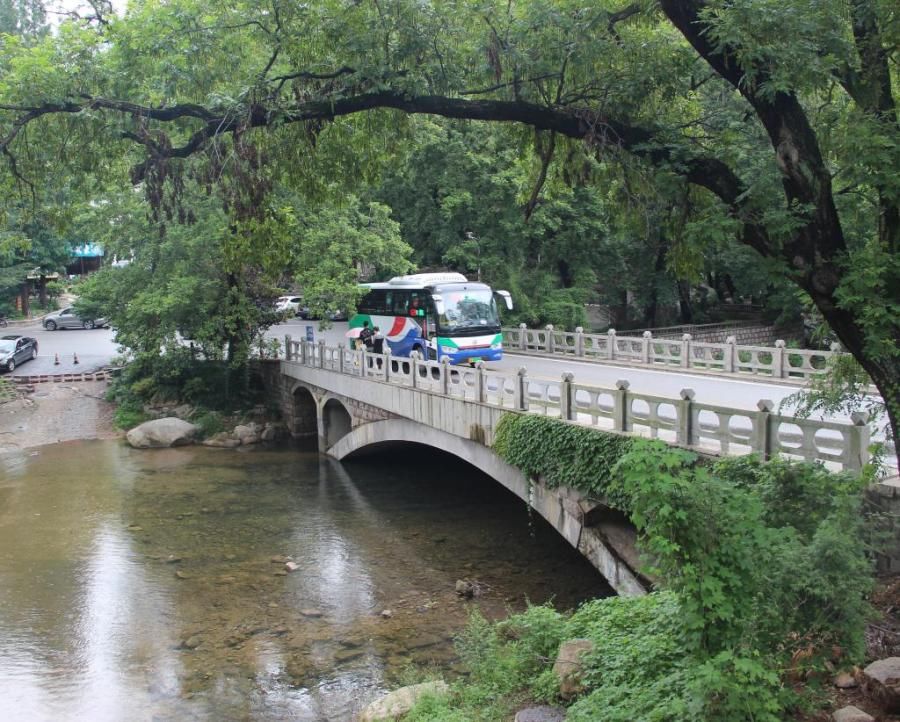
left=290, top=383, right=318, bottom=439
left=329, top=419, right=646, bottom=596
left=321, top=397, right=352, bottom=451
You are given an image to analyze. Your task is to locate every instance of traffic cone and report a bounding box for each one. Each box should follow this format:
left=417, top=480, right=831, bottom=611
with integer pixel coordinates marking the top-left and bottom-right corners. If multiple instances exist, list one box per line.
left=73, top=353, right=79, bottom=365
left=54, top=353, right=60, bottom=365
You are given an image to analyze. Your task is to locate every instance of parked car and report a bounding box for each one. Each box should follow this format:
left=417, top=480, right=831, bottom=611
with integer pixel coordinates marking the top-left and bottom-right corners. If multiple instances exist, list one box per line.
left=43, top=307, right=107, bottom=330
left=275, top=296, right=304, bottom=317
left=0, top=335, right=38, bottom=372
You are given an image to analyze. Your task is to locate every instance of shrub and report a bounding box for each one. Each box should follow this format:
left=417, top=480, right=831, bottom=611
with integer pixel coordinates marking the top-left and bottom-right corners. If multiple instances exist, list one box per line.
left=193, top=411, right=225, bottom=438
left=112, top=398, right=150, bottom=430
left=487, top=417, right=873, bottom=720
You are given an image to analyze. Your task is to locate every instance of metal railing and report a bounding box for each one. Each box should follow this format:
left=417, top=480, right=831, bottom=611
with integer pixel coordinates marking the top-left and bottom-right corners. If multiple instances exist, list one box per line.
left=284, top=336, right=871, bottom=473
left=503, top=324, right=841, bottom=381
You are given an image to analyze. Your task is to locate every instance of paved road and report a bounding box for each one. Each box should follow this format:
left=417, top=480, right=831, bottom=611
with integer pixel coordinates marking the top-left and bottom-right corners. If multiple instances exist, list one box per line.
left=4, top=322, right=120, bottom=375
left=4, top=316, right=867, bottom=423
left=268, top=319, right=814, bottom=415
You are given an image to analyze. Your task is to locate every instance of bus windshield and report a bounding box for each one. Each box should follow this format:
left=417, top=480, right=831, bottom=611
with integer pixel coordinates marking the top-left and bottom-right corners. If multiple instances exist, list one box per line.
left=437, top=289, right=500, bottom=333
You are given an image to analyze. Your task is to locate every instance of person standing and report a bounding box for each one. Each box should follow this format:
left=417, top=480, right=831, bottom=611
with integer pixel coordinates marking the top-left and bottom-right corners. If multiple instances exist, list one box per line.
left=359, top=320, right=374, bottom=349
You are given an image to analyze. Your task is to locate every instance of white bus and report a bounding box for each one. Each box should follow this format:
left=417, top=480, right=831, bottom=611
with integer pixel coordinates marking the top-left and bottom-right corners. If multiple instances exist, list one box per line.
left=349, top=272, right=513, bottom=364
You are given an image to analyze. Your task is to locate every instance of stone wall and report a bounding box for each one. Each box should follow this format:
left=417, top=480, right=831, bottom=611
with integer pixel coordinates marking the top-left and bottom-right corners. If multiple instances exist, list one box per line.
left=868, top=477, right=900, bottom=574
left=624, top=321, right=804, bottom=346
left=252, top=359, right=396, bottom=436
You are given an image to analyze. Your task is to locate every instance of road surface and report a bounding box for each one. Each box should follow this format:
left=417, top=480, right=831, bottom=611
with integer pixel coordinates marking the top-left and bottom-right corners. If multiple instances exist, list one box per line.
left=5, top=318, right=884, bottom=448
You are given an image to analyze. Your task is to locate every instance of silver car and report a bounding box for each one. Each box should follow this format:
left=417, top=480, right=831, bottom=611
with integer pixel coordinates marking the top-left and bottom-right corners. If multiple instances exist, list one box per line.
left=43, top=307, right=107, bottom=330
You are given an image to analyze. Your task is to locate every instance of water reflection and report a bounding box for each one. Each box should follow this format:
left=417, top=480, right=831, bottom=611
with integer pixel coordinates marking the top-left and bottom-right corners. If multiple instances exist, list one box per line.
left=0, top=440, right=612, bottom=720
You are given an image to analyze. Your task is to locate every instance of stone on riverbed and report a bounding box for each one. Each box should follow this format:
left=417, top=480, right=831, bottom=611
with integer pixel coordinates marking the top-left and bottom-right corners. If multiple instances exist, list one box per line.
left=514, top=706, right=567, bottom=722
left=862, top=657, right=900, bottom=712
left=202, top=432, right=241, bottom=448
left=127, top=418, right=199, bottom=448
left=359, top=681, right=450, bottom=722
left=233, top=423, right=261, bottom=445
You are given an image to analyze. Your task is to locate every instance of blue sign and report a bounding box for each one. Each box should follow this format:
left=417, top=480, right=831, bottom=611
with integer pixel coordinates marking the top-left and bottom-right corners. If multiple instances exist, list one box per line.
left=305, top=326, right=314, bottom=342
left=71, top=243, right=104, bottom=258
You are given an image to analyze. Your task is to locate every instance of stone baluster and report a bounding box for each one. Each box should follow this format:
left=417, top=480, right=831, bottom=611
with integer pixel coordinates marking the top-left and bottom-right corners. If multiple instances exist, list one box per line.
left=753, top=400, right=774, bottom=460
left=410, top=350, right=419, bottom=388
left=773, top=340, right=786, bottom=378
left=848, top=411, right=871, bottom=472
left=641, top=331, right=652, bottom=364
left=545, top=325, right=555, bottom=354
left=514, top=367, right=529, bottom=411
left=722, top=335, right=736, bottom=373
left=559, top=372, right=575, bottom=421
left=607, top=329, right=616, bottom=360
left=383, top=347, right=392, bottom=383
left=284, top=334, right=292, bottom=362
left=677, top=388, right=695, bottom=446
left=518, top=322, right=527, bottom=350
left=475, top=361, right=485, bottom=403
left=680, top=334, right=692, bottom=368
left=338, top=344, right=345, bottom=374
left=318, top=339, right=326, bottom=369
left=440, top=356, right=451, bottom=395
left=574, top=327, right=585, bottom=357
left=359, top=346, right=368, bottom=376
left=613, top=379, right=630, bottom=432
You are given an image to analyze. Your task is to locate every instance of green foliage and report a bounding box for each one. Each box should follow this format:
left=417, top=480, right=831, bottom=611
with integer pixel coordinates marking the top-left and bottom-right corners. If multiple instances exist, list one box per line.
left=565, top=594, right=690, bottom=722
left=106, top=348, right=265, bottom=421
left=488, top=419, right=872, bottom=720
left=110, top=398, right=150, bottom=431
left=493, top=414, right=635, bottom=504
left=193, top=410, right=225, bottom=439
left=611, top=441, right=872, bottom=660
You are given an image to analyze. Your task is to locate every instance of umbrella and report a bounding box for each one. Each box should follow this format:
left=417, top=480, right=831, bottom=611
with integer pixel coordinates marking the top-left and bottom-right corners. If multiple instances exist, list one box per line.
left=345, top=327, right=363, bottom=338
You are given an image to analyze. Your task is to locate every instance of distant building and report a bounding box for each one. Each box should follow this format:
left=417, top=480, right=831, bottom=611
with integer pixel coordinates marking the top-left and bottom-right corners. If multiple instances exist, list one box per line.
left=66, top=243, right=104, bottom=276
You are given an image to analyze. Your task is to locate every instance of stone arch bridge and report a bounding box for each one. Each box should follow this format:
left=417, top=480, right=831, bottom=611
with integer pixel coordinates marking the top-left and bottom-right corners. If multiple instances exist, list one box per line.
left=263, top=338, right=871, bottom=596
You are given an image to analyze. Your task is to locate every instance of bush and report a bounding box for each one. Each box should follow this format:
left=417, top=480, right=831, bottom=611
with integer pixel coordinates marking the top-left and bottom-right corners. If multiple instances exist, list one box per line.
left=486, top=418, right=873, bottom=720
left=193, top=410, right=225, bottom=438
left=112, top=398, right=150, bottom=430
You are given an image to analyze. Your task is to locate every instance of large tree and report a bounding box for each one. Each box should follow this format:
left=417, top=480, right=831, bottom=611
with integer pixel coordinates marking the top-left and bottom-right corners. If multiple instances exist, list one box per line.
left=0, top=0, right=896, bottom=455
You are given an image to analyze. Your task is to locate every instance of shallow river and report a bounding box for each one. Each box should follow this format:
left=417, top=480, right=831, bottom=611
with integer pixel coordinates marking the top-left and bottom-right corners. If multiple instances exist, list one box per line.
left=0, top=440, right=611, bottom=721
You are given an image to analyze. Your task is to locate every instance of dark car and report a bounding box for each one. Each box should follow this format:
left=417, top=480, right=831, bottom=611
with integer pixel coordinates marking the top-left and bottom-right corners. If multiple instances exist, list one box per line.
left=0, top=335, right=38, bottom=372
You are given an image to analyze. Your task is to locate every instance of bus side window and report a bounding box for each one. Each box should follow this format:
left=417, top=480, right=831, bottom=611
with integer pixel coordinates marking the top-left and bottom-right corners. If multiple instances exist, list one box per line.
left=358, top=290, right=378, bottom=314
left=392, top=290, right=410, bottom=316
left=359, top=290, right=391, bottom=314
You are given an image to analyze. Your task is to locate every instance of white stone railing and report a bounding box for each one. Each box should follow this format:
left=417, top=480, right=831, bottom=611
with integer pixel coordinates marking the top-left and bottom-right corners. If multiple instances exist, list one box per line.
left=284, top=336, right=871, bottom=473
left=502, top=324, right=841, bottom=381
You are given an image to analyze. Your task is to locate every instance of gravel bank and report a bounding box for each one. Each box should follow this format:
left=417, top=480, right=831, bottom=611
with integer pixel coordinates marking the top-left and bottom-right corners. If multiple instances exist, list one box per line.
left=0, top=380, right=120, bottom=453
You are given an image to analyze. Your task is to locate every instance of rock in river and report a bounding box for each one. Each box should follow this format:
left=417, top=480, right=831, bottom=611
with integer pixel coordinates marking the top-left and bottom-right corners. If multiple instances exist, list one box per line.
left=126, top=418, right=199, bottom=448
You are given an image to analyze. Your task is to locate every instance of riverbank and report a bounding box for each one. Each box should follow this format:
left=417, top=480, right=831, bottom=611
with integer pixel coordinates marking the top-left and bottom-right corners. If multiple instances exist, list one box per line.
left=0, top=379, right=120, bottom=453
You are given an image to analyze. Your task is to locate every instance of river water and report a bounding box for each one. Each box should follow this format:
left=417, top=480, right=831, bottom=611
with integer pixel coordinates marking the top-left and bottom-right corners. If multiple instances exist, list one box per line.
left=0, top=440, right=611, bottom=721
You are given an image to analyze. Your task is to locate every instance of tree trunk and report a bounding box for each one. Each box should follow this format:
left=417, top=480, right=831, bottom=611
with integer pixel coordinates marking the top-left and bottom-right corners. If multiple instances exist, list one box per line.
left=642, top=241, right=668, bottom=327
left=20, top=281, right=29, bottom=317
left=677, top=281, right=694, bottom=324
left=810, top=287, right=899, bottom=469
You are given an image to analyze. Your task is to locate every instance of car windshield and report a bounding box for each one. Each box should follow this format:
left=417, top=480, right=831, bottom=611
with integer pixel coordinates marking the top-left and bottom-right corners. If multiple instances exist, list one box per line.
left=438, top=290, right=500, bottom=332
left=0, top=340, right=15, bottom=352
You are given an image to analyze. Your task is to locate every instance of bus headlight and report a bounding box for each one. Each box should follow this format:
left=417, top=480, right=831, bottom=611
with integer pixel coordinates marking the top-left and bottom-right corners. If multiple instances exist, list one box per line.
left=439, top=345, right=455, bottom=355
